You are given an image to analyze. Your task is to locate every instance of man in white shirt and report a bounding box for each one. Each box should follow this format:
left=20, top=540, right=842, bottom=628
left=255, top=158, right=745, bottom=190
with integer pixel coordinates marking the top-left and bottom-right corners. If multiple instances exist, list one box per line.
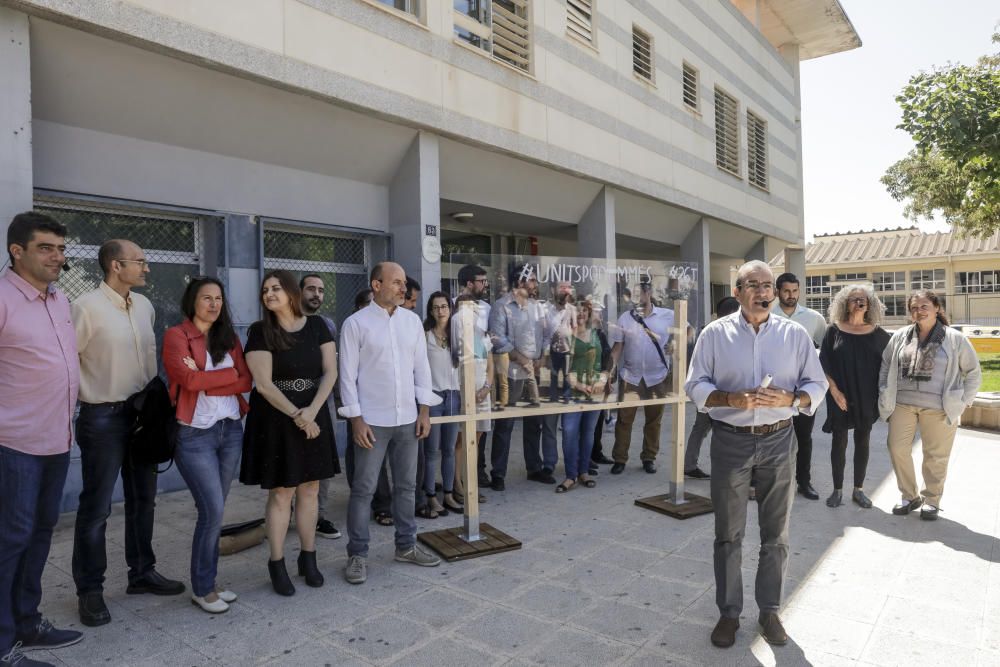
left=609, top=280, right=675, bottom=475
left=338, top=262, right=442, bottom=584
left=771, top=272, right=827, bottom=501
left=457, top=264, right=494, bottom=488
left=686, top=261, right=827, bottom=649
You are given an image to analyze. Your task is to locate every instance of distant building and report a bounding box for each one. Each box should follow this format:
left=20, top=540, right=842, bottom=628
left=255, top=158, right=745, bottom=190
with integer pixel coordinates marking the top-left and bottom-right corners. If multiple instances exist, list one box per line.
left=770, top=227, right=1000, bottom=325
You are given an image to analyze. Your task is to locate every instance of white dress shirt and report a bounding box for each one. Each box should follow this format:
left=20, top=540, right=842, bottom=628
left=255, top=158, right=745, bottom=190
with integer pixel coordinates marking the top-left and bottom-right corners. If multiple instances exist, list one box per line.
left=771, top=302, right=827, bottom=347
left=611, top=306, right=675, bottom=386
left=685, top=311, right=828, bottom=427
left=338, top=301, right=441, bottom=427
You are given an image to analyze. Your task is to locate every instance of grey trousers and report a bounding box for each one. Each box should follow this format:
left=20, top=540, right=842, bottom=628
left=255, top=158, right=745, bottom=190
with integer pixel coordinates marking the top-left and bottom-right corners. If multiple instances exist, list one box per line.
left=346, top=422, right=418, bottom=558
left=710, top=422, right=795, bottom=619
left=684, top=411, right=712, bottom=471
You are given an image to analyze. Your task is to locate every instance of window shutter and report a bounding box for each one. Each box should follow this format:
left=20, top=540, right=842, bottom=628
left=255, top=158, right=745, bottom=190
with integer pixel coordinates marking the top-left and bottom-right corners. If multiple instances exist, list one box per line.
left=714, top=87, right=739, bottom=176
left=567, top=0, right=593, bottom=43
left=747, top=111, right=768, bottom=190
left=632, top=27, right=653, bottom=81
left=492, top=0, right=531, bottom=71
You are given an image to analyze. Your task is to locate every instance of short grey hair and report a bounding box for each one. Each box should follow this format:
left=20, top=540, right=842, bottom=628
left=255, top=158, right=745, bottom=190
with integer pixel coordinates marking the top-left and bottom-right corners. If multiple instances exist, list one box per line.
left=828, top=283, right=884, bottom=326
left=735, top=260, right=774, bottom=285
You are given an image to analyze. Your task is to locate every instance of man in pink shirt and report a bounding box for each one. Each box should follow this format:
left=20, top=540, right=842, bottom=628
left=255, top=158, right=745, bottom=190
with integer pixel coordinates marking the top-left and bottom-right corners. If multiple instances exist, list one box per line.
left=0, top=212, right=83, bottom=667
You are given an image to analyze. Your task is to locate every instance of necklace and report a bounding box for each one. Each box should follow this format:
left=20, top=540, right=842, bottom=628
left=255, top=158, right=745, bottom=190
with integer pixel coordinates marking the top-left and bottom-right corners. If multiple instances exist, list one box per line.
left=434, top=330, right=448, bottom=348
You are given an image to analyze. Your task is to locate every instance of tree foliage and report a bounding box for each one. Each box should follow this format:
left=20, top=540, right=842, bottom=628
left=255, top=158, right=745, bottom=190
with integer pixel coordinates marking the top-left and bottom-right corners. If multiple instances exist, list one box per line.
left=882, top=30, right=1000, bottom=237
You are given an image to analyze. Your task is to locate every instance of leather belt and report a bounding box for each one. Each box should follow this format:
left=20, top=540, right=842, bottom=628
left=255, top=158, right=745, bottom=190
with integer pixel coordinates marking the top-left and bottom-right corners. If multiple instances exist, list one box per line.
left=714, top=418, right=792, bottom=435
left=274, top=378, right=317, bottom=392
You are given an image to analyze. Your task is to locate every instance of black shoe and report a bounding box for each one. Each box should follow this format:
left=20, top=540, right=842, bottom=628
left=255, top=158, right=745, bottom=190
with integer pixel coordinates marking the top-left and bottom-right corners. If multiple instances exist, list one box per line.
left=490, top=477, right=505, bottom=492
left=297, top=551, right=325, bottom=587
left=919, top=505, right=939, bottom=521
left=796, top=483, right=820, bottom=500
left=478, top=470, right=492, bottom=487
left=642, top=461, right=657, bottom=474
left=758, top=612, right=788, bottom=646
left=684, top=467, right=710, bottom=479
left=268, top=558, right=295, bottom=596
left=587, top=466, right=599, bottom=476
left=591, top=454, right=614, bottom=465
left=126, top=570, right=185, bottom=596
left=17, top=619, right=83, bottom=651
left=77, top=592, right=111, bottom=627
left=610, top=463, right=625, bottom=475
left=892, top=497, right=923, bottom=515
left=316, top=518, right=342, bottom=539
left=540, top=467, right=556, bottom=484
left=526, top=470, right=555, bottom=484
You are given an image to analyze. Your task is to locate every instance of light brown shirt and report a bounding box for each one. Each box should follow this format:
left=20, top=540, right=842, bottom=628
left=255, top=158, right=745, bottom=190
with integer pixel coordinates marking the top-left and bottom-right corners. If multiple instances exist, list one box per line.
left=72, top=281, right=157, bottom=404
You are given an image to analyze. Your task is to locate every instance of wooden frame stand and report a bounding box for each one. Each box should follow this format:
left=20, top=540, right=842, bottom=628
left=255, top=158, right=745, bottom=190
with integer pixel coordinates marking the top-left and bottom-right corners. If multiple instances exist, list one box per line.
left=418, top=523, right=522, bottom=562
left=634, top=492, right=713, bottom=519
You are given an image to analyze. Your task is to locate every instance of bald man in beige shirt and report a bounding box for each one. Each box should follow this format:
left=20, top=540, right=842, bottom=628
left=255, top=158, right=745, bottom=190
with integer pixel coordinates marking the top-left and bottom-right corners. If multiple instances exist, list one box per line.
left=71, top=240, right=184, bottom=628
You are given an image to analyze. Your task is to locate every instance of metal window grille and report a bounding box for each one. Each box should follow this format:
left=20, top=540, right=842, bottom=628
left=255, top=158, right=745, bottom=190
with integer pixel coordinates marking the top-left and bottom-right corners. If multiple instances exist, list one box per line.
left=567, top=0, right=593, bottom=43
left=715, top=87, right=740, bottom=176
left=34, top=197, right=203, bottom=353
left=682, top=62, right=699, bottom=111
left=262, top=225, right=371, bottom=330
left=747, top=110, right=768, bottom=190
left=632, top=26, right=653, bottom=81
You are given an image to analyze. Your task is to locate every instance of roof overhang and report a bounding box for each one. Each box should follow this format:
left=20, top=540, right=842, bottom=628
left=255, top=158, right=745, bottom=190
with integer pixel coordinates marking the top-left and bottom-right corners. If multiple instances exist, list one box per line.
left=753, top=0, right=862, bottom=60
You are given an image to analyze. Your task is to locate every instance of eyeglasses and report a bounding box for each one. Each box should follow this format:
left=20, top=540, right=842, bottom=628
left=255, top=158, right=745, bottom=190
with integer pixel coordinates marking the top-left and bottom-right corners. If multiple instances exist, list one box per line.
left=116, top=258, right=149, bottom=267
left=738, top=281, right=774, bottom=292
left=849, top=298, right=868, bottom=306
left=431, top=304, right=451, bottom=311
left=474, top=278, right=489, bottom=284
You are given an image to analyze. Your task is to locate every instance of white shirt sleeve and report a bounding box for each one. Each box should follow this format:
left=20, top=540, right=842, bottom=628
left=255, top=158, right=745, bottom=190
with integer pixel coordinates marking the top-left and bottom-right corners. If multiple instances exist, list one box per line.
left=685, top=326, right=717, bottom=410
left=413, top=320, right=442, bottom=407
left=337, top=318, right=362, bottom=419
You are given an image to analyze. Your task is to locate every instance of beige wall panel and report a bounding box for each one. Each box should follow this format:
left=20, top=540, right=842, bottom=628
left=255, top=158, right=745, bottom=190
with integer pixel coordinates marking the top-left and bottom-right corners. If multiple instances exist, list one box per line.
left=125, top=0, right=285, bottom=53
left=442, top=67, right=548, bottom=142
left=284, top=0, right=443, bottom=104
left=620, top=140, right=675, bottom=189
left=546, top=108, right=621, bottom=168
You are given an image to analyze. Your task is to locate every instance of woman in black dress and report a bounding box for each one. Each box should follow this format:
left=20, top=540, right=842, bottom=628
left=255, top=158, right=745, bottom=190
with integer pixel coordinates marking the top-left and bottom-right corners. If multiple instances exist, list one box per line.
left=241, top=270, right=338, bottom=595
left=820, top=284, right=890, bottom=509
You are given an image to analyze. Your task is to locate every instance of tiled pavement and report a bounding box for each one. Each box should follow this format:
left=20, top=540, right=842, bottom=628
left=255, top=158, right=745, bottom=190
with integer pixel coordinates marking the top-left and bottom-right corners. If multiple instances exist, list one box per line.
left=29, top=404, right=1000, bottom=666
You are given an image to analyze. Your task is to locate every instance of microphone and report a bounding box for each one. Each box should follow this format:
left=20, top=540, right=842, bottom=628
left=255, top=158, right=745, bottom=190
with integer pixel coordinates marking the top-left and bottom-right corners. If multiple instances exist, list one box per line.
left=61, top=262, right=71, bottom=271
left=758, top=298, right=772, bottom=308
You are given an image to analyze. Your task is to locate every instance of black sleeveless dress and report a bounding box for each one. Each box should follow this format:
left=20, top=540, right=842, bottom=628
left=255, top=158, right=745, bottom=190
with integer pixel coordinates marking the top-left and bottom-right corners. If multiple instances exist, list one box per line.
left=240, top=316, right=339, bottom=489
left=819, top=325, right=891, bottom=433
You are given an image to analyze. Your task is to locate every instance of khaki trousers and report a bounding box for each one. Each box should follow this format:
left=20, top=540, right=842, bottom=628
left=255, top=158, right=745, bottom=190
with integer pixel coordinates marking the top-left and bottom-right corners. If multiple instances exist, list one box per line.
left=886, top=403, right=958, bottom=508
left=612, top=377, right=670, bottom=464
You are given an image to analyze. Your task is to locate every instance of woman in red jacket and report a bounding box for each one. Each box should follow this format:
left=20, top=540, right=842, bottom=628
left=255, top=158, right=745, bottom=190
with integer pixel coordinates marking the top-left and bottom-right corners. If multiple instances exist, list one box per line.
left=163, top=277, right=251, bottom=614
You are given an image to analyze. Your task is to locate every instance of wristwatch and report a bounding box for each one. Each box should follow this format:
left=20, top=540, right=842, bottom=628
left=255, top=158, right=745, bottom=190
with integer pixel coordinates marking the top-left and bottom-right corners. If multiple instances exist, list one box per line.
left=791, top=393, right=802, bottom=413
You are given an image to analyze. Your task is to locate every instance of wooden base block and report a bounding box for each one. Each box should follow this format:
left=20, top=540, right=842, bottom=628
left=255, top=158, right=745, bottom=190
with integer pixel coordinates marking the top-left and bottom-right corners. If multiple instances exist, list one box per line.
left=635, top=492, right=714, bottom=519
left=417, top=523, right=522, bottom=562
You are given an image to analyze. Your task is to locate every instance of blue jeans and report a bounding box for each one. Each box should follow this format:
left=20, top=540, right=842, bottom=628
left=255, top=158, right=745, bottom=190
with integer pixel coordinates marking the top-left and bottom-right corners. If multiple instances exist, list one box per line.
left=561, top=409, right=599, bottom=479
left=73, top=402, right=158, bottom=594
left=524, top=413, right=559, bottom=475
left=173, top=418, right=243, bottom=597
left=347, top=422, right=418, bottom=557
left=0, top=446, right=68, bottom=653
left=426, top=390, right=460, bottom=494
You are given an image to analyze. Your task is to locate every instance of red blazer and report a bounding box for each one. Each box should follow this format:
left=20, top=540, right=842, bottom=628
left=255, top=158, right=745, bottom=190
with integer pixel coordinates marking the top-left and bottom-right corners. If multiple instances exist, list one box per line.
left=162, top=319, right=252, bottom=425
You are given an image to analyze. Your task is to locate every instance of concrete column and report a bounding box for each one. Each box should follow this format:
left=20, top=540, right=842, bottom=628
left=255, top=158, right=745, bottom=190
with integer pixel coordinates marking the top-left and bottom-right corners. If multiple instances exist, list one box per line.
left=783, top=246, right=806, bottom=282
left=681, top=218, right=710, bottom=329
left=577, top=186, right=617, bottom=319
left=224, top=214, right=262, bottom=338
left=779, top=42, right=806, bottom=238
left=389, top=132, right=441, bottom=318
left=747, top=237, right=767, bottom=263
left=0, top=8, right=33, bottom=237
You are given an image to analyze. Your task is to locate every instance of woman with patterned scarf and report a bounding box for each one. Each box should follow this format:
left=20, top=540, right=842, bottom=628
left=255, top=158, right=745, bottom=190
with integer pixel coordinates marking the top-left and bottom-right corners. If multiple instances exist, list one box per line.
left=877, top=291, right=981, bottom=520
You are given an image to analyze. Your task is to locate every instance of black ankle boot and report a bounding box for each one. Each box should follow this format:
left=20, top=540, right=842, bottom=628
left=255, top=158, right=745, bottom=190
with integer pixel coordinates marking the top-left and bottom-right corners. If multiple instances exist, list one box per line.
left=268, top=558, right=295, bottom=596
left=297, top=550, right=324, bottom=588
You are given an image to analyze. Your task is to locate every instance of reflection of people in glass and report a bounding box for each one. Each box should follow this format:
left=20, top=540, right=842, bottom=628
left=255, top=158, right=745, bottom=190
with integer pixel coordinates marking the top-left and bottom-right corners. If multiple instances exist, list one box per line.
left=547, top=281, right=577, bottom=402
left=556, top=301, right=607, bottom=493
left=609, top=279, right=674, bottom=475
left=452, top=295, right=494, bottom=504
left=487, top=263, right=552, bottom=490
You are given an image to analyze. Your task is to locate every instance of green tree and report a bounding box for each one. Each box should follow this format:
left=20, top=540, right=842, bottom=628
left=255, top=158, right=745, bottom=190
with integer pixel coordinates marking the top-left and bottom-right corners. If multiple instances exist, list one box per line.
left=882, top=29, right=1000, bottom=237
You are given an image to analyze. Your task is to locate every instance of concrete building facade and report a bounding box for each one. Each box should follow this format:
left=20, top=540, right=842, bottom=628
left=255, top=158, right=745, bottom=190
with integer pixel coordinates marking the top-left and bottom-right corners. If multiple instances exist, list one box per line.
left=0, top=0, right=859, bottom=508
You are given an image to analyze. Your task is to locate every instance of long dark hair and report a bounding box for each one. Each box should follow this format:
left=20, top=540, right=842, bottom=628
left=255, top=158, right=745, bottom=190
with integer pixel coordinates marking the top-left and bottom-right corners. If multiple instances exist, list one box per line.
left=908, top=290, right=950, bottom=327
left=424, top=291, right=453, bottom=337
left=181, top=277, right=238, bottom=364
left=260, top=270, right=302, bottom=351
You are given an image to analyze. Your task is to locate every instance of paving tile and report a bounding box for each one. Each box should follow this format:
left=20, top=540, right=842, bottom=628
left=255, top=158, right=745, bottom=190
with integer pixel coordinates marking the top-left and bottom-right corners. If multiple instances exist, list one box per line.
left=454, top=606, right=558, bottom=655
left=394, top=587, right=485, bottom=630
left=508, top=582, right=593, bottom=618
left=876, top=595, right=982, bottom=647
left=570, top=599, right=675, bottom=646
left=613, top=574, right=705, bottom=615
left=387, top=636, right=499, bottom=666
left=784, top=582, right=889, bottom=625
left=327, top=613, right=431, bottom=663
left=860, top=626, right=978, bottom=667
left=779, top=607, right=872, bottom=660
left=525, top=626, right=634, bottom=666
left=258, top=640, right=371, bottom=666
left=447, top=565, right=535, bottom=602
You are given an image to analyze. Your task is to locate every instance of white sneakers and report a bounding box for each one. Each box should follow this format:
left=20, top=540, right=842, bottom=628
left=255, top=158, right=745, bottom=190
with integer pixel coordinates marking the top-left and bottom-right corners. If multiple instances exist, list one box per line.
left=191, top=591, right=237, bottom=614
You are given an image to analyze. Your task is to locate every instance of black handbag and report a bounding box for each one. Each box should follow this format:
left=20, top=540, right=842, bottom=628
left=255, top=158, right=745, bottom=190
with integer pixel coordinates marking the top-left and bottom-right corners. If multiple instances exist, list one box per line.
left=126, top=376, right=178, bottom=472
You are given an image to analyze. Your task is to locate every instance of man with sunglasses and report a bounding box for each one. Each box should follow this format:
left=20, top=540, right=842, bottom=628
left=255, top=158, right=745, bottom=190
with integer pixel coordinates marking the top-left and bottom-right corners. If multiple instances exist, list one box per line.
left=686, top=261, right=827, bottom=649
left=71, top=240, right=184, bottom=628
left=771, top=272, right=827, bottom=501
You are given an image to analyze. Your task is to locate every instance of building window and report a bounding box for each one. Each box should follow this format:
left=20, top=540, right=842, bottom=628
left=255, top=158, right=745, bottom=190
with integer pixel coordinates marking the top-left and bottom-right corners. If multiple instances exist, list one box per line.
left=872, top=271, right=906, bottom=292
left=956, top=270, right=999, bottom=293
left=714, top=87, right=739, bottom=176
left=834, top=272, right=868, bottom=282
left=375, top=0, right=419, bottom=17
left=910, top=268, right=945, bottom=291
left=454, top=1, right=531, bottom=72
left=806, top=297, right=831, bottom=314
left=632, top=26, right=654, bottom=82
left=682, top=62, right=699, bottom=111
left=746, top=111, right=768, bottom=190
left=884, top=295, right=908, bottom=317
left=566, top=0, right=594, bottom=44
left=805, top=275, right=830, bottom=295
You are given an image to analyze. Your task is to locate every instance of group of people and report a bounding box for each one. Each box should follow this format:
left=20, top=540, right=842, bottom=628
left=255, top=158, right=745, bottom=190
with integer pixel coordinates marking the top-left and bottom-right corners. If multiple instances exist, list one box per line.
left=684, top=261, right=982, bottom=649
left=0, top=211, right=984, bottom=665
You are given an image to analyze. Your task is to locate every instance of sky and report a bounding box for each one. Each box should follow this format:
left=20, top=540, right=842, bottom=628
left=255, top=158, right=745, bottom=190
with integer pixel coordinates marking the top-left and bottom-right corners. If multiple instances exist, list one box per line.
left=799, top=0, right=998, bottom=240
